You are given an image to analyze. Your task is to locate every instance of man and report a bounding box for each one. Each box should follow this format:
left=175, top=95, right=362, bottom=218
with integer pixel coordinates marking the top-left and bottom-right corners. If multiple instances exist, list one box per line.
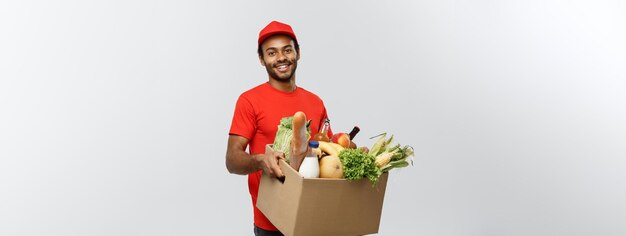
left=226, top=21, right=332, bottom=236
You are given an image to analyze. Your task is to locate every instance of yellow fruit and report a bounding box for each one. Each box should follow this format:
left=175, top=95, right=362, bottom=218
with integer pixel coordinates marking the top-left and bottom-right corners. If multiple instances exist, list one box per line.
left=319, top=155, right=344, bottom=179
left=318, top=141, right=340, bottom=156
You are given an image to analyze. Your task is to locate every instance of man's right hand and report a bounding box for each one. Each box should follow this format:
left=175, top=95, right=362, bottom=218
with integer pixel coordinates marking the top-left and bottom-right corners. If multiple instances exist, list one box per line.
left=227, top=135, right=285, bottom=176
left=254, top=151, right=285, bottom=178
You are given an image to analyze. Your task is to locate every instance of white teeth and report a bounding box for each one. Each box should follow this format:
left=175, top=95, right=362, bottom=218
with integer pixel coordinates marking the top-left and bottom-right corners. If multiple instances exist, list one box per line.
left=278, top=65, right=287, bottom=69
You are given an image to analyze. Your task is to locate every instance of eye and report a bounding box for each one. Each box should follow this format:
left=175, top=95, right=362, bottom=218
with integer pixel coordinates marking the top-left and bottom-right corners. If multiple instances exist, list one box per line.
left=267, top=51, right=275, bottom=57
left=285, top=48, right=292, bottom=54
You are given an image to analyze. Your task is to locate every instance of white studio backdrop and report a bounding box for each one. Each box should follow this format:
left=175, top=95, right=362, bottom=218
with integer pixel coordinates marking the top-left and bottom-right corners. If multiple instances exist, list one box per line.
left=1, top=0, right=625, bottom=235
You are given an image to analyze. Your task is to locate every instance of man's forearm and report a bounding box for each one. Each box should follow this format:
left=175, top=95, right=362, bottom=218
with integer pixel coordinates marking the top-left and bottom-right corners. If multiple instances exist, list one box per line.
left=226, top=149, right=261, bottom=175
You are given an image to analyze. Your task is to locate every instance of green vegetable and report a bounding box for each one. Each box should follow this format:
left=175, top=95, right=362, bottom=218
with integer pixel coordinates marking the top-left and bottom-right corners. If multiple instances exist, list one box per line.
left=272, top=116, right=311, bottom=163
left=368, top=133, right=386, bottom=157
left=370, top=132, right=415, bottom=173
left=369, top=133, right=394, bottom=157
left=339, top=148, right=382, bottom=185
left=381, top=159, right=409, bottom=172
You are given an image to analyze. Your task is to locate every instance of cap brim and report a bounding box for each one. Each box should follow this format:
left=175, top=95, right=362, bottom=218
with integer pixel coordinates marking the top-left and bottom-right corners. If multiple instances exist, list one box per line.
left=258, top=31, right=298, bottom=47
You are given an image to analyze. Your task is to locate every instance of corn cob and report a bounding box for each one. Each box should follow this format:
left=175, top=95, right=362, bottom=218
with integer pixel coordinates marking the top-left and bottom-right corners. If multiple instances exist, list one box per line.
left=375, top=151, right=396, bottom=168
left=368, top=133, right=386, bottom=156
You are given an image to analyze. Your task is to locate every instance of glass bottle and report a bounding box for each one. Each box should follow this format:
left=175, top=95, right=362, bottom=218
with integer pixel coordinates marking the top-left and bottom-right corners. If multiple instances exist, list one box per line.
left=313, top=118, right=330, bottom=142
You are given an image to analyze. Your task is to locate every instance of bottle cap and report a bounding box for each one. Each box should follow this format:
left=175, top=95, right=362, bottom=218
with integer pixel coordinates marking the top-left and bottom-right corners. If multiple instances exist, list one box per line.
left=308, top=140, right=319, bottom=148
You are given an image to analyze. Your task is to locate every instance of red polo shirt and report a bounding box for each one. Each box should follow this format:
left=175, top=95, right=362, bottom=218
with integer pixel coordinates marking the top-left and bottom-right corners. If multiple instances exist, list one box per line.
left=229, top=82, right=331, bottom=231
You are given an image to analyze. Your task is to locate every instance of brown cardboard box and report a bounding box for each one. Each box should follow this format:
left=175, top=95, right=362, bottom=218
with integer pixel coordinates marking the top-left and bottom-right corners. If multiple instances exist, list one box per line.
left=257, top=144, right=388, bottom=236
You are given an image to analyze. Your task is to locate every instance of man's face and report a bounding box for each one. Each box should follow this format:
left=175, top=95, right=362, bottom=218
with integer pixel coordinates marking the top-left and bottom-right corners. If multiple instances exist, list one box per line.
left=259, top=34, right=299, bottom=82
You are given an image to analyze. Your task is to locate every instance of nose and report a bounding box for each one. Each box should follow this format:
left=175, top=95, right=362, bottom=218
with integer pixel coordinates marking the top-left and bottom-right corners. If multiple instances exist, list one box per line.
left=276, top=51, right=287, bottom=62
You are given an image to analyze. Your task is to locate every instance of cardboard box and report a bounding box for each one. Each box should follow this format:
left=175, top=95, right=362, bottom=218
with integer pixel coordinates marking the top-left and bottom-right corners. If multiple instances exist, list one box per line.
left=257, top=145, right=388, bottom=236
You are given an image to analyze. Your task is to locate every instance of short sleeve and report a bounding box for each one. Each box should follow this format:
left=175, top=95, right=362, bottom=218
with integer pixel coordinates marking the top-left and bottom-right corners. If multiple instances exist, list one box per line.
left=229, top=95, right=256, bottom=140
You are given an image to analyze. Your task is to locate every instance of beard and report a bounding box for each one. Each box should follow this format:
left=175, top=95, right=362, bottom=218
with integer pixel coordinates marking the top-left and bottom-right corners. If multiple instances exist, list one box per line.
left=264, top=58, right=298, bottom=82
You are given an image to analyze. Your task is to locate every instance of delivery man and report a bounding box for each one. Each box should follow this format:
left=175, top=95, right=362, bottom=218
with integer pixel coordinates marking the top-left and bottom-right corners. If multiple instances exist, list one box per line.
left=226, top=21, right=332, bottom=236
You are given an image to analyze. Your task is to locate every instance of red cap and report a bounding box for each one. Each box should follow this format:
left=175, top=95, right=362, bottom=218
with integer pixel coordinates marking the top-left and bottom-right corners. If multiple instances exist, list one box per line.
left=258, top=21, right=298, bottom=47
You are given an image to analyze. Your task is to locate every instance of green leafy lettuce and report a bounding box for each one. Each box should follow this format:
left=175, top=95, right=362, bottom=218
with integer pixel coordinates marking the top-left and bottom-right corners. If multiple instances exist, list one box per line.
left=338, top=148, right=382, bottom=185
left=272, top=116, right=311, bottom=163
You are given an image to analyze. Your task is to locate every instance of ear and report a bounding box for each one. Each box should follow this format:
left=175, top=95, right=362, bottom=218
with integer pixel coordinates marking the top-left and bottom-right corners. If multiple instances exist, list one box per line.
left=296, top=48, right=301, bottom=61
left=258, top=54, right=265, bottom=67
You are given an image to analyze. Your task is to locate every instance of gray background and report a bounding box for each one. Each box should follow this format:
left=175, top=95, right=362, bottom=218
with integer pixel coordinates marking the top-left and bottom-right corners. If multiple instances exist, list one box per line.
left=1, top=0, right=625, bottom=235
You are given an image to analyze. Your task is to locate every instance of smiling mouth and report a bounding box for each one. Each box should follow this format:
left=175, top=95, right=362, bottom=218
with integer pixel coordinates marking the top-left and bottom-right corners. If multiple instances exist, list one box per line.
left=276, top=64, right=289, bottom=72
